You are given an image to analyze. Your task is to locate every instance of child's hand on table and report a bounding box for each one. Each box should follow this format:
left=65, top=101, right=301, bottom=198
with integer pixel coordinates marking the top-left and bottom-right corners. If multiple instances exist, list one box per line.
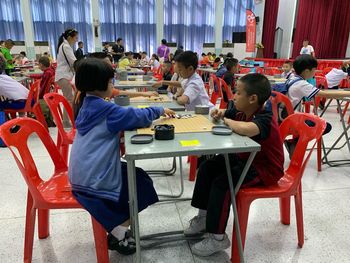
left=210, top=108, right=226, bottom=121
left=142, top=91, right=159, bottom=97
left=223, top=118, right=234, bottom=129
left=163, top=108, right=176, bottom=117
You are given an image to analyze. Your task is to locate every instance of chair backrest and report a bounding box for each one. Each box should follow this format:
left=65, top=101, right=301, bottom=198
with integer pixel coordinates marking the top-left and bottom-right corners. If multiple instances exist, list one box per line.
left=0, top=118, right=67, bottom=205
left=315, top=76, right=328, bottom=89
left=219, top=78, right=234, bottom=109
left=322, top=67, right=333, bottom=75
left=270, top=91, right=294, bottom=122
left=23, top=80, right=41, bottom=111
left=240, top=68, right=251, bottom=74
left=279, top=113, right=326, bottom=190
left=265, top=67, right=282, bottom=75
left=255, top=67, right=264, bottom=74
left=43, top=93, right=76, bottom=142
left=209, top=74, right=222, bottom=105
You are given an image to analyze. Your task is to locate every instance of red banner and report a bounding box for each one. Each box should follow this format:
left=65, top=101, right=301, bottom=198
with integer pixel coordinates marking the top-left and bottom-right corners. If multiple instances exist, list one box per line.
left=246, top=10, right=256, bottom=52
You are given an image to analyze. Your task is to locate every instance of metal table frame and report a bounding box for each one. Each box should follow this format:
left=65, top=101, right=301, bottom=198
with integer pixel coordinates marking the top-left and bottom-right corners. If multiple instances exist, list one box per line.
left=124, top=129, right=260, bottom=263
left=319, top=98, right=350, bottom=166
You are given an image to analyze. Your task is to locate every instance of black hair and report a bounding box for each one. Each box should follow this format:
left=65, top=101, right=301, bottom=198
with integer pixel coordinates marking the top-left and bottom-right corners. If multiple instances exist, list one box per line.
left=179, top=45, right=183, bottom=49
left=38, top=56, right=50, bottom=67
left=151, top=54, right=159, bottom=61
left=20, top=51, right=26, bottom=56
left=213, top=53, right=216, bottom=56
left=142, top=51, right=147, bottom=55
left=214, top=57, right=221, bottom=63
left=219, top=53, right=224, bottom=57
left=226, top=52, right=233, bottom=58
left=5, top=39, right=15, bottom=45
left=0, top=40, right=4, bottom=45
left=239, top=73, right=271, bottom=106
left=207, top=52, right=212, bottom=55
left=117, top=38, right=122, bottom=43
left=293, top=54, right=318, bottom=75
left=103, top=42, right=109, bottom=46
left=161, top=39, right=167, bottom=45
left=174, top=51, right=198, bottom=70
left=43, top=52, right=48, bottom=55
left=225, top=58, right=238, bottom=71
left=56, top=28, right=78, bottom=54
left=75, top=58, right=114, bottom=92
left=201, top=53, right=206, bottom=56
left=78, top=41, right=83, bottom=46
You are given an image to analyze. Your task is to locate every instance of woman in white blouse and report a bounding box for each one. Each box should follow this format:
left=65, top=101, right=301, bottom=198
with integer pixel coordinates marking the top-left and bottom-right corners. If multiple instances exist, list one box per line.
left=55, top=28, right=78, bottom=127
left=149, top=54, right=160, bottom=70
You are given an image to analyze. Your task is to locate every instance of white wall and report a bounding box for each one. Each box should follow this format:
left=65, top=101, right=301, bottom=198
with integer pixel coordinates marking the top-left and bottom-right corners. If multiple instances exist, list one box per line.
left=276, top=0, right=297, bottom=58
left=346, top=31, right=350, bottom=58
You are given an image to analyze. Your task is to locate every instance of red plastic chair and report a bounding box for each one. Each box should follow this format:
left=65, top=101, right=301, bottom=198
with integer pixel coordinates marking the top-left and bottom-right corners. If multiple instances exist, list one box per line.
left=269, top=91, right=294, bottom=122
left=231, top=113, right=326, bottom=263
left=5, top=80, right=48, bottom=131
left=322, top=67, right=333, bottom=75
left=0, top=118, right=109, bottom=263
left=255, top=67, right=264, bottom=74
left=264, top=67, right=282, bottom=76
left=43, top=93, right=76, bottom=164
left=239, top=68, right=251, bottom=74
left=219, top=78, right=234, bottom=109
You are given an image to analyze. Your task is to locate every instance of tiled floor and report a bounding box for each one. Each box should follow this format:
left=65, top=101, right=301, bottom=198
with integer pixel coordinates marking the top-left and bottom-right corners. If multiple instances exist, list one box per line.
left=1, top=103, right=350, bottom=263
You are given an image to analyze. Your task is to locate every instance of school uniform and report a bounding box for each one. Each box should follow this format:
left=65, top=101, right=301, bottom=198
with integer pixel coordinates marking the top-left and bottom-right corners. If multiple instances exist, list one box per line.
left=181, top=73, right=214, bottom=111
left=118, top=57, right=130, bottom=69
left=191, top=103, right=284, bottom=234
left=325, top=68, right=348, bottom=88
left=0, top=74, right=29, bottom=110
left=300, top=45, right=314, bottom=55
left=281, top=71, right=294, bottom=79
left=0, top=47, right=14, bottom=75
left=69, top=95, right=163, bottom=232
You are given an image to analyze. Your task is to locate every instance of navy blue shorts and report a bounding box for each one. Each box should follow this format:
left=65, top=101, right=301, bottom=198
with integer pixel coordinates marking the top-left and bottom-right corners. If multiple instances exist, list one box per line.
left=73, top=162, right=159, bottom=232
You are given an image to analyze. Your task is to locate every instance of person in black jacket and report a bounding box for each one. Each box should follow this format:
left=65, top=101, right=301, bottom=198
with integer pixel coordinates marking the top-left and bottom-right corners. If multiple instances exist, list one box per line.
left=75, top=41, right=84, bottom=60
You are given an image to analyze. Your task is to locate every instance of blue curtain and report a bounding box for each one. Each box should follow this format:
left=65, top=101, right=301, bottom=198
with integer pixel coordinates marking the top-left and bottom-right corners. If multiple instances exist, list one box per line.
left=164, top=0, right=215, bottom=53
left=223, top=0, right=254, bottom=41
left=0, top=0, right=24, bottom=41
left=30, top=0, right=93, bottom=58
left=99, top=0, right=156, bottom=54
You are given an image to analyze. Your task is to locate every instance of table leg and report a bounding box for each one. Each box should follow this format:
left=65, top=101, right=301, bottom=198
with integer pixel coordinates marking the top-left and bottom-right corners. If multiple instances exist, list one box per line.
left=224, top=152, right=257, bottom=263
left=127, top=160, right=141, bottom=263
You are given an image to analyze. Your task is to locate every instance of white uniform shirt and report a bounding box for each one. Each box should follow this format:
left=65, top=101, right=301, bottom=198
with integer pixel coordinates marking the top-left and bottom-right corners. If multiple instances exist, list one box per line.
left=325, top=68, right=348, bottom=88
left=182, top=73, right=214, bottom=111
left=55, top=39, right=77, bottom=82
left=0, top=74, right=29, bottom=100
left=287, top=75, right=319, bottom=109
left=300, top=45, right=315, bottom=55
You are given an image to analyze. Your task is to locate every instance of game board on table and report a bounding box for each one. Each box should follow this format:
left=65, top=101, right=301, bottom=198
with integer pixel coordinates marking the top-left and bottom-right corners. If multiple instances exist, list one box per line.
left=137, top=114, right=214, bottom=134
left=130, top=94, right=172, bottom=103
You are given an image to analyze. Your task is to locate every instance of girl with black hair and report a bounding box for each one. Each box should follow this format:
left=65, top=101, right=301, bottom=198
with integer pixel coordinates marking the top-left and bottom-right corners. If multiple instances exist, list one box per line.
left=54, top=28, right=78, bottom=127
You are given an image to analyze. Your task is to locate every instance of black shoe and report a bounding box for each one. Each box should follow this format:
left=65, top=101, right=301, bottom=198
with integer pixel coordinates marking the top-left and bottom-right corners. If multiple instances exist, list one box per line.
left=107, top=232, right=136, bottom=255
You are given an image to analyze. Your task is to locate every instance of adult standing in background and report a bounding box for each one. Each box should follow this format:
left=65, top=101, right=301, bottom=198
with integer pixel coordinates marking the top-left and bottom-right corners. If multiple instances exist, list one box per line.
left=157, top=39, right=170, bottom=63
left=55, top=28, right=78, bottom=127
left=300, top=40, right=315, bottom=57
left=0, top=39, right=15, bottom=75
left=75, top=41, right=84, bottom=60
left=111, top=38, right=124, bottom=63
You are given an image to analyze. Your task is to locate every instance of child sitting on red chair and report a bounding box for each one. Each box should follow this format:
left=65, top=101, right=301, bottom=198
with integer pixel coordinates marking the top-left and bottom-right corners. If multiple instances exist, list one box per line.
left=185, top=74, right=285, bottom=257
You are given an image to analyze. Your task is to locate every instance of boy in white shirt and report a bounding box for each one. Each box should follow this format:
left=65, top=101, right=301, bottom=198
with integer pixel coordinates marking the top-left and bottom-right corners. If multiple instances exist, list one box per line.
left=173, top=51, right=214, bottom=111
left=0, top=55, right=29, bottom=110
left=325, top=61, right=349, bottom=89
left=287, top=55, right=350, bottom=110
left=281, top=60, right=294, bottom=79
left=300, top=40, right=315, bottom=57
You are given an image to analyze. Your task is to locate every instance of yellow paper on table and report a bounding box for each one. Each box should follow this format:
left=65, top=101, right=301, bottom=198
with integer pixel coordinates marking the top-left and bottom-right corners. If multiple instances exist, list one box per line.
left=180, top=140, right=200, bottom=147
left=137, top=105, right=149, bottom=108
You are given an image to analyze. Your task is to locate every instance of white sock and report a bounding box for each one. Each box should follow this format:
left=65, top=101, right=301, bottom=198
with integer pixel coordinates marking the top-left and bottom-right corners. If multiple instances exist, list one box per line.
left=111, top=225, right=128, bottom=241
left=213, top=234, right=224, bottom=241
left=198, top=209, right=207, bottom=217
